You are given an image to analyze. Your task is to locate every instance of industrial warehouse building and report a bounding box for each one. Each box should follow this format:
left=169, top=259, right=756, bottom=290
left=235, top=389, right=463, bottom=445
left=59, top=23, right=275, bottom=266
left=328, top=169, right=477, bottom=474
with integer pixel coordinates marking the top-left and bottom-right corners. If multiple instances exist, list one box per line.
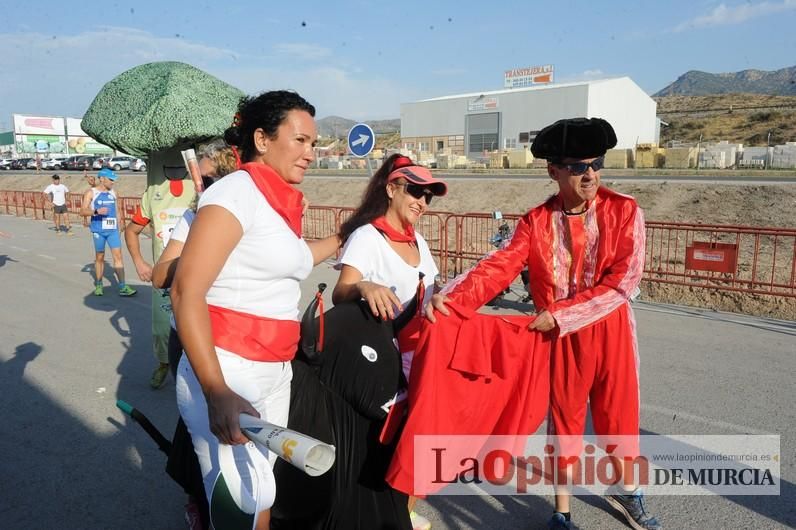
left=400, top=77, right=659, bottom=160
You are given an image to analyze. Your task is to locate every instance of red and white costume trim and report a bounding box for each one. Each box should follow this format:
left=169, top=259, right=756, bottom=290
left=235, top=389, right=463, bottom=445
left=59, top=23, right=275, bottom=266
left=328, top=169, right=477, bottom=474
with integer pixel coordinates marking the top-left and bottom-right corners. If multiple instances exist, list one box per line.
left=387, top=186, right=646, bottom=494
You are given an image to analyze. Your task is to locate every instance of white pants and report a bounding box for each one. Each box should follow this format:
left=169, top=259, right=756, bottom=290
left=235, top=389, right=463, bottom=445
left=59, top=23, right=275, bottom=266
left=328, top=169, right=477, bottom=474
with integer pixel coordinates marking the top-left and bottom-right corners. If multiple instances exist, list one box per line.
left=176, top=350, right=292, bottom=514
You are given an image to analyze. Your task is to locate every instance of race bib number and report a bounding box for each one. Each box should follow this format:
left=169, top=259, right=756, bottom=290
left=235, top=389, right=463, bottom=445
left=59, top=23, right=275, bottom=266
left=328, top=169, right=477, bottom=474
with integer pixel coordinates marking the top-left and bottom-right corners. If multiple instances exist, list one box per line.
left=102, top=217, right=117, bottom=230
left=161, top=223, right=177, bottom=246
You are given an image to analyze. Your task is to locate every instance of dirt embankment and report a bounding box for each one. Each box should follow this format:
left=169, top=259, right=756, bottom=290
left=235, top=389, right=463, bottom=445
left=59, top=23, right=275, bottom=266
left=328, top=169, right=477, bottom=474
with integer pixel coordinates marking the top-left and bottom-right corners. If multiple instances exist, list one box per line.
left=2, top=171, right=795, bottom=226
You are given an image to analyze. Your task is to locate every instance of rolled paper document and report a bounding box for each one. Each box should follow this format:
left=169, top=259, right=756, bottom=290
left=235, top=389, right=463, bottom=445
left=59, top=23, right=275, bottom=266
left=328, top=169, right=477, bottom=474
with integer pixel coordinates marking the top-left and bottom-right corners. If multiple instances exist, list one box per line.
left=239, top=414, right=336, bottom=477
left=181, top=148, right=204, bottom=193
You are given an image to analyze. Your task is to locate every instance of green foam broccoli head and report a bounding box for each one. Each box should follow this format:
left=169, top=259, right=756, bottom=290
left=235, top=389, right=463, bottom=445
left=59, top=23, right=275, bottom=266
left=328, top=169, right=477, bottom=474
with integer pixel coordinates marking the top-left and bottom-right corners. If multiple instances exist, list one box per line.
left=82, top=61, right=244, bottom=156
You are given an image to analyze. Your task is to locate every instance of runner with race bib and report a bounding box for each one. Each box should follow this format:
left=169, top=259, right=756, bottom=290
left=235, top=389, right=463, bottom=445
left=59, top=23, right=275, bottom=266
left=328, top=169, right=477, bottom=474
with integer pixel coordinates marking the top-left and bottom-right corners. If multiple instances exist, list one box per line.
left=80, top=167, right=137, bottom=297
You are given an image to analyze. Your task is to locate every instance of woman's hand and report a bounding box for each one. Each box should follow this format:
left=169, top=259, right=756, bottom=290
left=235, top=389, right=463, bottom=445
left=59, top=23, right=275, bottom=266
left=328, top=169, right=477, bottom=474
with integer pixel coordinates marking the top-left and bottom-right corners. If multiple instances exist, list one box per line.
left=424, top=293, right=451, bottom=322
left=358, top=280, right=402, bottom=320
left=205, top=385, right=261, bottom=445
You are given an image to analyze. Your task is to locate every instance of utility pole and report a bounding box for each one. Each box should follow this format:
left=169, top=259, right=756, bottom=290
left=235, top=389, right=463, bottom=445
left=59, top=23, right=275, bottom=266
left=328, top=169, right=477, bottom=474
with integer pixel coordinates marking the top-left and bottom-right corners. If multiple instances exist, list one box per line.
left=765, top=130, right=772, bottom=169
left=695, top=134, right=702, bottom=171
left=64, top=116, right=70, bottom=156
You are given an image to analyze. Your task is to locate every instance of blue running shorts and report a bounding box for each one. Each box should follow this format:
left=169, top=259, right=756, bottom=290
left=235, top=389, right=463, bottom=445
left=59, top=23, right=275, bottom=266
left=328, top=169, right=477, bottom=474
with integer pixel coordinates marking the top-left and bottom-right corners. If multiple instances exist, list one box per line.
left=92, top=230, right=121, bottom=252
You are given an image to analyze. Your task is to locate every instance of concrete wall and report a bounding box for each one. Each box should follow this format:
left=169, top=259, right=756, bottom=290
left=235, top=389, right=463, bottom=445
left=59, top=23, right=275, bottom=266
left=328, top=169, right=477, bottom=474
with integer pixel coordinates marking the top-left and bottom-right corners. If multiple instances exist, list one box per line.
left=495, top=84, right=590, bottom=148
left=587, top=77, right=657, bottom=149
left=401, top=98, right=469, bottom=138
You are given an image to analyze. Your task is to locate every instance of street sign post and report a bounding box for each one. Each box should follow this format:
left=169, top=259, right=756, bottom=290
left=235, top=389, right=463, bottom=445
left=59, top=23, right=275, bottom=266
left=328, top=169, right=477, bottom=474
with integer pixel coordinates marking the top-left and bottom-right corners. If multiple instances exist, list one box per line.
left=347, top=123, right=376, bottom=176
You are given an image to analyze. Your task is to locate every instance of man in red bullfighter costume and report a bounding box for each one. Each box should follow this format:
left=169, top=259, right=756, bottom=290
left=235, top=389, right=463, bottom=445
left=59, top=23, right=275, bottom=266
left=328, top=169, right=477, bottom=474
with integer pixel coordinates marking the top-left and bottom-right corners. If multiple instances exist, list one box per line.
left=424, top=118, right=660, bottom=530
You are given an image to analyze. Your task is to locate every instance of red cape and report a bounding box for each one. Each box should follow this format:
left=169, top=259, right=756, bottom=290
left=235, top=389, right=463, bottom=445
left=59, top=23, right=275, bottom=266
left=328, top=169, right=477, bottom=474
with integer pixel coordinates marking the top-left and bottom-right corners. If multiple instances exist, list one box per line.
left=386, top=305, right=551, bottom=496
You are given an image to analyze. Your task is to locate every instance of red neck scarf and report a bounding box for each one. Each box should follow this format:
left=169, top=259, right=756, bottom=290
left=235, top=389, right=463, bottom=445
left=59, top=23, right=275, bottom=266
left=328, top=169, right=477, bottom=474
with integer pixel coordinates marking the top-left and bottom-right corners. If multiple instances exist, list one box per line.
left=241, top=162, right=304, bottom=238
left=371, top=216, right=415, bottom=243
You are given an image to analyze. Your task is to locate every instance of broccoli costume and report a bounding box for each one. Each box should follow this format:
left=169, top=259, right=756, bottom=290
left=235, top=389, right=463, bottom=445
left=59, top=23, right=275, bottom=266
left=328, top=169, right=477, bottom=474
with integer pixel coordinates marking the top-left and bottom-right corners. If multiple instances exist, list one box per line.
left=82, top=61, right=244, bottom=157
left=83, top=62, right=243, bottom=365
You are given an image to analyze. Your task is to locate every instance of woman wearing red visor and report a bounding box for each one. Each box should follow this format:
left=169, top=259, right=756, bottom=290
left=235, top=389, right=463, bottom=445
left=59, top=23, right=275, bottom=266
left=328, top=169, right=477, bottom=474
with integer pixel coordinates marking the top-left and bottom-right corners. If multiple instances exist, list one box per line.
left=333, top=154, right=446, bottom=530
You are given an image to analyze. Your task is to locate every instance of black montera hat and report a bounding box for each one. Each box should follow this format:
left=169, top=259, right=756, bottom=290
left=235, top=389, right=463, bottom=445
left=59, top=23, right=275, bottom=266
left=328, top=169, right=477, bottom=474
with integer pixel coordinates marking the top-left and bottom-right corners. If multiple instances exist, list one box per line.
left=531, top=117, right=617, bottom=160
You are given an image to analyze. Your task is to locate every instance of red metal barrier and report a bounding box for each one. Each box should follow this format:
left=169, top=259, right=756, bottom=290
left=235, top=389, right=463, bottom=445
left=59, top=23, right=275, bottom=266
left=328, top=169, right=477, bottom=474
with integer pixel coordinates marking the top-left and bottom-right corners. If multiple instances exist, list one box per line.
left=29, top=192, right=42, bottom=220
left=0, top=191, right=12, bottom=215
left=3, top=190, right=795, bottom=298
left=645, top=222, right=796, bottom=297
left=302, top=206, right=339, bottom=241
left=65, top=192, right=89, bottom=226
left=336, top=207, right=355, bottom=228
left=443, top=212, right=521, bottom=279
left=415, top=212, right=448, bottom=274
left=20, top=191, right=41, bottom=219
left=117, top=197, right=141, bottom=228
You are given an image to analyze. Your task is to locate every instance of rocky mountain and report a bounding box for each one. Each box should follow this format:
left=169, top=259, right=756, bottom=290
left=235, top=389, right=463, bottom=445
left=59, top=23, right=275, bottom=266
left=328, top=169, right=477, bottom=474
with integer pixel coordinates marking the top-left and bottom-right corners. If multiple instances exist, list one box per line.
left=316, top=116, right=400, bottom=138
left=654, top=93, right=796, bottom=146
left=654, top=66, right=796, bottom=97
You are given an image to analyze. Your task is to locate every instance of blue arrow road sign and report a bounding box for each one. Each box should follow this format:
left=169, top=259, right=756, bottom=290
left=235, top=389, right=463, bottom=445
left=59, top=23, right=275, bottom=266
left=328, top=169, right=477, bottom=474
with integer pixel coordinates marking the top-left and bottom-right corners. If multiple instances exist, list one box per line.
left=347, top=123, right=375, bottom=157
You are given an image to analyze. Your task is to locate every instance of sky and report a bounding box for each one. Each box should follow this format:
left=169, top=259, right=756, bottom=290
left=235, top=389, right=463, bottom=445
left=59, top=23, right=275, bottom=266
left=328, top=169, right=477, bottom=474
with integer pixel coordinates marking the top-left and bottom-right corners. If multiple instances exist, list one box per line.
left=1, top=0, right=794, bottom=129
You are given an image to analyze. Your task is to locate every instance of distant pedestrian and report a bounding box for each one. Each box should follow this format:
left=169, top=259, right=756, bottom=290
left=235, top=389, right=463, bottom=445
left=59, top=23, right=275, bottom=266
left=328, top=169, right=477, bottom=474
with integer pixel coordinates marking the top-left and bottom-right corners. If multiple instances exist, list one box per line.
left=43, top=174, right=73, bottom=235
left=84, top=169, right=96, bottom=189
left=79, top=168, right=137, bottom=297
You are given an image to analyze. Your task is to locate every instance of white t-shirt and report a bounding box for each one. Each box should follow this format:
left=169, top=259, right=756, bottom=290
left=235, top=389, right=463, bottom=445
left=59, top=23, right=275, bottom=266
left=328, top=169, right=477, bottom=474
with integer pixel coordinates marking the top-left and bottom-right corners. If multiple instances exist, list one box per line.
left=197, top=170, right=313, bottom=321
left=337, top=223, right=438, bottom=313
left=169, top=209, right=195, bottom=244
left=44, top=183, right=69, bottom=206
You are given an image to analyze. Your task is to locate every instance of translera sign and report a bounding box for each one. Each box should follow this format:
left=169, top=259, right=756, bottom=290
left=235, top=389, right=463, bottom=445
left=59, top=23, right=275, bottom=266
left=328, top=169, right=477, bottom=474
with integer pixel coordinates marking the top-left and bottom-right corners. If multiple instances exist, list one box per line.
left=504, top=64, right=554, bottom=88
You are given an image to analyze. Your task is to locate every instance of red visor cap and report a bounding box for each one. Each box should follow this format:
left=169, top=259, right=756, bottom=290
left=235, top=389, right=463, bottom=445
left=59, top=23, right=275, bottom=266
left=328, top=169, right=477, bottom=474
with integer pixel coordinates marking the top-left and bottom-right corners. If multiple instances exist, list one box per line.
left=387, top=165, right=447, bottom=197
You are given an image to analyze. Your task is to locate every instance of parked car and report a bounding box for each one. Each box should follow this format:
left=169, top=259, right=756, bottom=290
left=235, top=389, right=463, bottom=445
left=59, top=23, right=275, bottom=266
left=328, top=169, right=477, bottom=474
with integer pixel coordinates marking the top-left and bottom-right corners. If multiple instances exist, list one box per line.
left=108, top=156, right=135, bottom=170
left=76, top=156, right=98, bottom=171
left=130, top=158, right=147, bottom=172
left=92, top=157, right=111, bottom=169
left=62, top=156, right=83, bottom=170
left=0, top=158, right=12, bottom=170
left=42, top=158, right=65, bottom=170
left=26, top=159, right=41, bottom=170
left=11, top=158, right=32, bottom=170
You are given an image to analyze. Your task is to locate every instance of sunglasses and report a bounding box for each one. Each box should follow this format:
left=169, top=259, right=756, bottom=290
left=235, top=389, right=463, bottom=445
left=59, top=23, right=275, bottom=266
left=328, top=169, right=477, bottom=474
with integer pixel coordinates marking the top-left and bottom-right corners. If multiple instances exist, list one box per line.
left=555, top=156, right=605, bottom=175
left=395, top=182, right=435, bottom=205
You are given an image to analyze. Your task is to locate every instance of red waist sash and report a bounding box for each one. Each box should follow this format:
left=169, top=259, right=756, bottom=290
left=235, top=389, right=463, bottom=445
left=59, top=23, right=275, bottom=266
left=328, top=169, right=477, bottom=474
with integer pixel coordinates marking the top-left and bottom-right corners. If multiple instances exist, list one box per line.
left=207, top=304, right=298, bottom=362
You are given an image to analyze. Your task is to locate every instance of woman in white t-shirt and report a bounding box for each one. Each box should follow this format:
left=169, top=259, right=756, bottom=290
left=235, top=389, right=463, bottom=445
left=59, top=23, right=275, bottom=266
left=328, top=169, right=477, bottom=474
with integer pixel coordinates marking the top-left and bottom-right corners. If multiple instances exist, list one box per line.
left=334, top=154, right=447, bottom=367
left=333, top=155, right=447, bottom=529
left=170, top=91, right=339, bottom=530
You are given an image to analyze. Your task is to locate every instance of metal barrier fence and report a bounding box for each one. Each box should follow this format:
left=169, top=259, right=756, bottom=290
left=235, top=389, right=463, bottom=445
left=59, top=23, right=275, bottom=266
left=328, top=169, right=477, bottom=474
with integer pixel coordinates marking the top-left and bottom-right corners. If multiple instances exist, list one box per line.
left=1, top=189, right=794, bottom=298
left=443, top=212, right=521, bottom=279
left=645, top=221, right=796, bottom=297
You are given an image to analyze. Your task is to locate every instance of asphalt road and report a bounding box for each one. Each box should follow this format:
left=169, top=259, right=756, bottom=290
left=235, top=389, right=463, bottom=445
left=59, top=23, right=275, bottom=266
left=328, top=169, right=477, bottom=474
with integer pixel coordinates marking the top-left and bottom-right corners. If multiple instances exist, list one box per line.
left=0, top=213, right=793, bottom=529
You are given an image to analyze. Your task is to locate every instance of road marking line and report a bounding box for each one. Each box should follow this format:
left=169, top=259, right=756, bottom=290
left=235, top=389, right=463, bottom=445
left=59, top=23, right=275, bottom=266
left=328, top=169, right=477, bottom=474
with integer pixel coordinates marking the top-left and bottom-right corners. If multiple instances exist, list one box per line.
left=37, top=254, right=56, bottom=260
left=10, top=245, right=29, bottom=252
left=642, top=404, right=773, bottom=435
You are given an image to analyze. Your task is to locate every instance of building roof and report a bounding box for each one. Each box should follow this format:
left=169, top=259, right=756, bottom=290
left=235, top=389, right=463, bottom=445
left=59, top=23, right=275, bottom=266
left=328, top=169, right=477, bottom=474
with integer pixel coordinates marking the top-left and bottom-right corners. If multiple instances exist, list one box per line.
left=414, top=77, right=633, bottom=103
